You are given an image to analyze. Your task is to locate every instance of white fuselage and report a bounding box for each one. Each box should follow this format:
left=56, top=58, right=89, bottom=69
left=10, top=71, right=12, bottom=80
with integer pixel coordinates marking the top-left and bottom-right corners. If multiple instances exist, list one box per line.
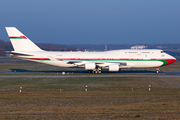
left=13, top=49, right=176, bottom=69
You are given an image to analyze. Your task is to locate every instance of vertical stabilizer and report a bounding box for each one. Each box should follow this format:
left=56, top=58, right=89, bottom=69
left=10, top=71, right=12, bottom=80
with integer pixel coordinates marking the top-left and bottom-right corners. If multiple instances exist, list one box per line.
left=5, top=27, right=42, bottom=52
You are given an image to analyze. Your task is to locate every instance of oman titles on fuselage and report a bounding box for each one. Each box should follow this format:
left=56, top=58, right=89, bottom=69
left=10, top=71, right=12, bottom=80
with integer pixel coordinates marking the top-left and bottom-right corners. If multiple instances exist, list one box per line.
left=5, top=27, right=176, bottom=73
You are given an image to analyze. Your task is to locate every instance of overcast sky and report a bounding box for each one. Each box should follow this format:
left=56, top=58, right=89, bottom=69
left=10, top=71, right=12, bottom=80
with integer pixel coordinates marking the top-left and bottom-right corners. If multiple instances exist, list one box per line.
left=0, top=0, right=180, bottom=44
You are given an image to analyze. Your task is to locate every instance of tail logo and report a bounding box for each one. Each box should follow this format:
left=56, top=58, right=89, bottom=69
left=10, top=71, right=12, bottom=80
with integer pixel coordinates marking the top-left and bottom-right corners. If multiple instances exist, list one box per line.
left=9, top=36, right=27, bottom=39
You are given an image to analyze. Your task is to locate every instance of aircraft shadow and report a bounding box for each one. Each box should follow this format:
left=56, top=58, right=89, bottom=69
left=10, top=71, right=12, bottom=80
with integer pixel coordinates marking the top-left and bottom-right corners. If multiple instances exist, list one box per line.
left=10, top=69, right=160, bottom=74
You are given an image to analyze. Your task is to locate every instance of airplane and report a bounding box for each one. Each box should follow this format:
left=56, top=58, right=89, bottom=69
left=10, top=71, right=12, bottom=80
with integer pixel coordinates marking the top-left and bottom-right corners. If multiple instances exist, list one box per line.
left=5, top=27, right=176, bottom=74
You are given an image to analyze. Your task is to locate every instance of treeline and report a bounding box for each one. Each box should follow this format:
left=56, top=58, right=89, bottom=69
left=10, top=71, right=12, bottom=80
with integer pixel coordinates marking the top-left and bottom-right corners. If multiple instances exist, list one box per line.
left=36, top=43, right=81, bottom=51
left=0, top=39, right=13, bottom=56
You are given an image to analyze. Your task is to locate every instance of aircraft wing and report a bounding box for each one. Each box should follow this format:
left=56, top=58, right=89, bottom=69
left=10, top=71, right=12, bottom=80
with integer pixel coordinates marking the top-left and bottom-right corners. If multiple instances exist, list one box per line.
left=48, top=56, right=127, bottom=71
left=64, top=60, right=127, bottom=67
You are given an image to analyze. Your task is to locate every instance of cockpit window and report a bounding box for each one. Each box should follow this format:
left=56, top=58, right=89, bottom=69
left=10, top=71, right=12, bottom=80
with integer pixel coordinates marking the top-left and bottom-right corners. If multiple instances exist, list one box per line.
left=161, top=51, right=164, bottom=53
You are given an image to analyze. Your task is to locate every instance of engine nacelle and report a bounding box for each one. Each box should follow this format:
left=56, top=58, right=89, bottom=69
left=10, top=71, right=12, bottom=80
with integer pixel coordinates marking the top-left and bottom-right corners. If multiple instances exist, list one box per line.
left=109, top=64, right=119, bottom=71
left=85, top=63, right=96, bottom=70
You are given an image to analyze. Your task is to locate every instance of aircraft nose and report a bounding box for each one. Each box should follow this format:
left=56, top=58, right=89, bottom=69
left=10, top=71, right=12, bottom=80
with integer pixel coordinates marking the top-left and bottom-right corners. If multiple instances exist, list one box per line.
left=165, top=57, right=176, bottom=66
left=171, top=58, right=176, bottom=63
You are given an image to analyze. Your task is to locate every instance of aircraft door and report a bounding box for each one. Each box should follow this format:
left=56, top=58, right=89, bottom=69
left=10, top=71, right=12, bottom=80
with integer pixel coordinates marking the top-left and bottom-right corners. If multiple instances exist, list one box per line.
left=137, top=50, right=141, bottom=55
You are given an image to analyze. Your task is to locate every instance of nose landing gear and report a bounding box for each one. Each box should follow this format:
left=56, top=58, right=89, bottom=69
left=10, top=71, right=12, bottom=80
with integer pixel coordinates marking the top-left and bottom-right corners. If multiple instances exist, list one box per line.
left=156, top=67, right=160, bottom=74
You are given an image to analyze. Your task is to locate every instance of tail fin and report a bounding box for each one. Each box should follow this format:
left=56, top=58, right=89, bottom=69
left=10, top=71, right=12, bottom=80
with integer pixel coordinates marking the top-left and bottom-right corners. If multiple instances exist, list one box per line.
left=5, top=27, right=42, bottom=52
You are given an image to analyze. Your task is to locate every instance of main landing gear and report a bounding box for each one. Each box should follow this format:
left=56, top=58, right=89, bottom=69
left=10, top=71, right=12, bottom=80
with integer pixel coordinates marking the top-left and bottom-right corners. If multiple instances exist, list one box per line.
left=88, top=67, right=102, bottom=74
left=156, top=67, right=160, bottom=74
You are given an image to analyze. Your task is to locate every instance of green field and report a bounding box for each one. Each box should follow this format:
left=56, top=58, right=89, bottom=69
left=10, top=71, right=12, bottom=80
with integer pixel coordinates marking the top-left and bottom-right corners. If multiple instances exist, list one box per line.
left=0, top=57, right=180, bottom=119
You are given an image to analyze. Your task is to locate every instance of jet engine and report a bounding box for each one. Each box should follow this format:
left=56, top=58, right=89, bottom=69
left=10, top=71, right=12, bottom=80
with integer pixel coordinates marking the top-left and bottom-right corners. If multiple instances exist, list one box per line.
left=109, top=64, right=119, bottom=71
left=85, top=63, right=96, bottom=70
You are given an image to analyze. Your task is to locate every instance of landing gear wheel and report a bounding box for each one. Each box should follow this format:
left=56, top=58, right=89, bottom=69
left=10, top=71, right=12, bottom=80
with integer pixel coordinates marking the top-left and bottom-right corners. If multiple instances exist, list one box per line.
left=156, top=67, right=160, bottom=74
left=90, top=67, right=102, bottom=74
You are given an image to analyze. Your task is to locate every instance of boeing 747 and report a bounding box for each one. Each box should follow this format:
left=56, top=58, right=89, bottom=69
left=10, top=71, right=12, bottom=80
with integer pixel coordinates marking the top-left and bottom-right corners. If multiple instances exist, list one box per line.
left=5, top=27, right=176, bottom=73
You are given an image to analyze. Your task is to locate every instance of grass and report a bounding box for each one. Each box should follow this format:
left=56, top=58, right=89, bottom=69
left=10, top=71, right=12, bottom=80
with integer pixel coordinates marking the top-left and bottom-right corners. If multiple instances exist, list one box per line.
left=0, top=89, right=180, bottom=119
left=0, top=57, right=180, bottom=119
left=0, top=76, right=180, bottom=119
